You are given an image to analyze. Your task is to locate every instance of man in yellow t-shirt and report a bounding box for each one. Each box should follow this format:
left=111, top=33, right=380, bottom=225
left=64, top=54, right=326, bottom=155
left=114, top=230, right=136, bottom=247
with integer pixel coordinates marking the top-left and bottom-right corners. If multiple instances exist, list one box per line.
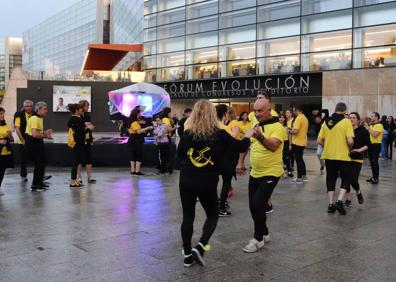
left=25, top=102, right=53, bottom=191
left=14, top=100, right=34, bottom=182
left=317, top=102, right=354, bottom=215
left=364, top=112, right=383, bottom=184
left=240, top=97, right=284, bottom=253
left=290, top=105, right=309, bottom=184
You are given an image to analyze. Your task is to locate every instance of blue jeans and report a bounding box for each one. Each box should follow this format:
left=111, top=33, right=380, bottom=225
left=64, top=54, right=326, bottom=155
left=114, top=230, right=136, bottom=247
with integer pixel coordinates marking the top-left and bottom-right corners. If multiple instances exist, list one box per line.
left=381, top=131, right=389, bottom=159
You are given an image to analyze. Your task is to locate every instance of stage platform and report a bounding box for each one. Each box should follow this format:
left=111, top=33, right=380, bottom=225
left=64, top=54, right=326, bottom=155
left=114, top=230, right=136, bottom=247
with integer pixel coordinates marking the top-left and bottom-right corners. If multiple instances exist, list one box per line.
left=11, top=134, right=176, bottom=167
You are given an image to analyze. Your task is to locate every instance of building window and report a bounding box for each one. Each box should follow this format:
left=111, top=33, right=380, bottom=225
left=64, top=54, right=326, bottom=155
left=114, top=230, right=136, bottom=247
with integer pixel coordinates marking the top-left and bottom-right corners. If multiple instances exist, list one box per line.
left=219, top=0, right=256, bottom=13
left=161, top=66, right=185, bottom=81
left=301, top=9, right=352, bottom=34
left=158, top=52, right=185, bottom=68
left=144, top=41, right=157, bottom=55
left=258, top=0, right=292, bottom=5
left=157, top=37, right=185, bottom=53
left=354, top=2, right=396, bottom=27
left=220, top=60, right=256, bottom=77
left=354, top=24, right=396, bottom=48
left=157, top=22, right=185, bottom=40
left=354, top=0, right=396, bottom=8
left=145, top=69, right=158, bottom=82
left=257, top=0, right=300, bottom=23
left=144, top=15, right=157, bottom=29
left=220, top=8, right=256, bottom=29
left=187, top=63, right=219, bottom=79
left=219, top=42, right=256, bottom=61
left=257, top=18, right=300, bottom=40
left=258, top=55, right=300, bottom=74
left=219, top=25, right=256, bottom=45
left=186, top=16, right=218, bottom=34
left=144, top=28, right=157, bottom=42
left=257, top=36, right=300, bottom=57
left=302, top=30, right=352, bottom=53
left=143, top=55, right=157, bottom=69
left=157, top=7, right=185, bottom=26
left=353, top=46, right=396, bottom=68
left=157, top=0, right=185, bottom=12
left=186, top=47, right=218, bottom=64
left=186, top=0, right=218, bottom=20
left=186, top=31, right=218, bottom=49
left=144, top=0, right=157, bottom=15
left=302, top=50, right=351, bottom=71
left=302, top=0, right=352, bottom=15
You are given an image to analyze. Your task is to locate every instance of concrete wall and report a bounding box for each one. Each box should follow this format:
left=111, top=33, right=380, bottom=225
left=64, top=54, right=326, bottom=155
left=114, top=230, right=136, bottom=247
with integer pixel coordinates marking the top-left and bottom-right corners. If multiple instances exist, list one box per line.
left=323, top=67, right=396, bottom=117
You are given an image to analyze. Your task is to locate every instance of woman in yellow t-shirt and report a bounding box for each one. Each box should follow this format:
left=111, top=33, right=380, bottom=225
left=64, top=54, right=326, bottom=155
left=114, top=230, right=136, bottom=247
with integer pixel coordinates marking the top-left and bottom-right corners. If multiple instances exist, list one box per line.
left=237, top=112, right=251, bottom=139
left=279, top=114, right=293, bottom=177
left=128, top=107, right=153, bottom=175
left=0, top=107, right=14, bottom=196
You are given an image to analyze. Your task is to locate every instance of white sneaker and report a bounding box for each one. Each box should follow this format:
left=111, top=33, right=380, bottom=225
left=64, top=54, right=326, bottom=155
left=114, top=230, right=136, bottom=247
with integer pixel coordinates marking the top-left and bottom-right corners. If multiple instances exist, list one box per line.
left=243, top=239, right=264, bottom=253
left=291, top=178, right=304, bottom=184
left=264, top=235, right=271, bottom=243
left=302, top=176, right=308, bottom=182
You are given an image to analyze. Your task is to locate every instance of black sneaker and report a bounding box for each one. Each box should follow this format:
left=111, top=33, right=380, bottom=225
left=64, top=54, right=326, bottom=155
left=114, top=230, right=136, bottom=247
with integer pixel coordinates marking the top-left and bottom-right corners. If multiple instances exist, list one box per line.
left=135, top=172, right=145, bottom=176
left=356, top=191, right=364, bottom=204
left=43, top=175, right=52, bottom=181
left=218, top=209, right=232, bottom=217
left=327, top=204, right=336, bottom=213
left=320, top=165, right=325, bottom=171
left=192, top=243, right=205, bottom=266
left=345, top=200, right=352, bottom=209
left=287, top=172, right=294, bottom=178
left=335, top=200, right=346, bottom=215
left=88, top=179, right=96, bottom=184
left=371, top=178, right=379, bottom=185
left=265, top=203, right=274, bottom=214
left=31, top=186, right=45, bottom=192
left=183, top=253, right=196, bottom=267
left=366, top=178, right=374, bottom=182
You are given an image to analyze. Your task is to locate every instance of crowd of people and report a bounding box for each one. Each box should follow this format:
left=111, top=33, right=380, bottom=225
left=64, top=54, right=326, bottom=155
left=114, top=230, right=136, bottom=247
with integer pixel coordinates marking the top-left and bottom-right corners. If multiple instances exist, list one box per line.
left=0, top=92, right=395, bottom=269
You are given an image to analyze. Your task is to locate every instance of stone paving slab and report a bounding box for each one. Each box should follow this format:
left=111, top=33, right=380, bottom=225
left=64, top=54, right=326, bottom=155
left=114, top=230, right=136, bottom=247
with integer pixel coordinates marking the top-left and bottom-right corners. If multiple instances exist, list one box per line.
left=1, top=152, right=396, bottom=281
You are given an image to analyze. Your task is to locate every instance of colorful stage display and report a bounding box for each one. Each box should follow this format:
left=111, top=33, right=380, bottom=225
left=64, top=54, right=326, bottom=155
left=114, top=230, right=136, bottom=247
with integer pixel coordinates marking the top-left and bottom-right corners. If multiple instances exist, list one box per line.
left=108, top=82, right=171, bottom=118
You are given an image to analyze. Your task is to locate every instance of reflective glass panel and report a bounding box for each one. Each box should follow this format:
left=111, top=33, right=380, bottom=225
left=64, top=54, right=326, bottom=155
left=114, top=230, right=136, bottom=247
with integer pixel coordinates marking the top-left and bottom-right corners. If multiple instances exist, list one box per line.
left=302, top=30, right=352, bottom=52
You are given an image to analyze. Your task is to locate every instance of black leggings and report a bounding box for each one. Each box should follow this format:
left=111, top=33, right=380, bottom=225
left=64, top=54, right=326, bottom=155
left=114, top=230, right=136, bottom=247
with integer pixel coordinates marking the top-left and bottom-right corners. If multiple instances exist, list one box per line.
left=0, top=167, right=5, bottom=187
left=325, top=160, right=350, bottom=193
left=219, top=172, right=233, bottom=209
left=292, top=145, right=306, bottom=178
left=179, top=173, right=219, bottom=255
left=248, top=176, right=280, bottom=241
left=71, top=146, right=86, bottom=180
left=283, top=140, right=292, bottom=172
left=349, top=161, right=362, bottom=192
left=19, top=144, right=28, bottom=178
left=368, top=143, right=381, bottom=179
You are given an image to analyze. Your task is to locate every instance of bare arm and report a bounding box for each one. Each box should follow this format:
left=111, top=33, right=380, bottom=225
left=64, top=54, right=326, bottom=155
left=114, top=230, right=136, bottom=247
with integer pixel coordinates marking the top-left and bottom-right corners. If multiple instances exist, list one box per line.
left=15, top=126, right=24, bottom=144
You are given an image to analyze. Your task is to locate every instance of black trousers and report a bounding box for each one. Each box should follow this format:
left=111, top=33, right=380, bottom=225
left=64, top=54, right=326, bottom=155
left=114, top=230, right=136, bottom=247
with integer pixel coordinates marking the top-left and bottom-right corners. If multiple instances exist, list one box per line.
left=248, top=176, right=280, bottom=241
left=387, top=137, right=393, bottom=159
left=26, top=141, right=46, bottom=186
left=0, top=167, right=5, bottom=187
left=179, top=173, right=219, bottom=255
left=71, top=146, right=86, bottom=180
left=157, top=143, right=169, bottom=173
left=19, top=144, right=28, bottom=177
left=349, top=161, right=362, bottom=192
left=283, top=140, right=292, bottom=172
left=368, top=143, right=381, bottom=179
left=219, top=172, right=233, bottom=209
left=292, top=144, right=306, bottom=178
left=325, top=160, right=350, bottom=193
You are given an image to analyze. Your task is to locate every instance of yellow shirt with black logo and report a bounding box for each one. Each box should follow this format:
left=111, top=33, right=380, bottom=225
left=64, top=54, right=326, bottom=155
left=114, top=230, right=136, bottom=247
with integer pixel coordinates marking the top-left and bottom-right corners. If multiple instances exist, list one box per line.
left=369, top=123, right=384, bottom=144
left=128, top=121, right=141, bottom=134
left=25, top=116, right=44, bottom=137
left=237, top=121, right=252, bottom=139
left=250, top=122, right=284, bottom=178
left=292, top=114, right=309, bottom=147
left=14, top=112, right=32, bottom=144
left=248, top=109, right=278, bottom=127
left=0, top=124, right=12, bottom=155
left=318, top=118, right=354, bottom=161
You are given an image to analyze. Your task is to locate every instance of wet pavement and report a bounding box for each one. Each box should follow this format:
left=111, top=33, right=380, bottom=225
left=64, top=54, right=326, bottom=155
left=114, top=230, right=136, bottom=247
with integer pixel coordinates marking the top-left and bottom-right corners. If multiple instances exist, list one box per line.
left=1, top=151, right=396, bottom=282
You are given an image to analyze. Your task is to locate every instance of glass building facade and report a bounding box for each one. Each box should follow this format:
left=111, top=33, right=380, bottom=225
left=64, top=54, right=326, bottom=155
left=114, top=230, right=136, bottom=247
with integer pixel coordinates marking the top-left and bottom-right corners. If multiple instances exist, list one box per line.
left=143, top=0, right=396, bottom=82
left=22, top=0, right=109, bottom=76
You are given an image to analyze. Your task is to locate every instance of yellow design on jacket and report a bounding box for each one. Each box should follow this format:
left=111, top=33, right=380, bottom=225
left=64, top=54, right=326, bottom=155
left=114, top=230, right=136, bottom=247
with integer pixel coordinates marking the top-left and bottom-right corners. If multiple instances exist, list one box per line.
left=187, top=147, right=214, bottom=168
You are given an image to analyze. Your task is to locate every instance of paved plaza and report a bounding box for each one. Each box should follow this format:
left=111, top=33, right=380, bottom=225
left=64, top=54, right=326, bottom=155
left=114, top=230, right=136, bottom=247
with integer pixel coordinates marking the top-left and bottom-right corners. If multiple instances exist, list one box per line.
left=1, top=151, right=396, bottom=282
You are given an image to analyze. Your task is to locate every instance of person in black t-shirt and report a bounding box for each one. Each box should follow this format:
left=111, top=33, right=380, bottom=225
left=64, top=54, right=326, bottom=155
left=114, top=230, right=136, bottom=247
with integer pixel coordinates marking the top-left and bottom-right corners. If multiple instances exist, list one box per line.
left=177, top=100, right=252, bottom=267
left=79, top=100, right=96, bottom=184
left=344, top=112, right=370, bottom=207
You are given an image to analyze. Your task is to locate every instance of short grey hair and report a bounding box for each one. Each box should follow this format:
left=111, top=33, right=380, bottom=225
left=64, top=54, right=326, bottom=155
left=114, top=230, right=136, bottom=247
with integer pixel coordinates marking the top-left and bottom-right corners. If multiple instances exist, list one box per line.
left=23, top=100, right=34, bottom=106
left=35, top=101, right=47, bottom=112
left=335, top=102, right=347, bottom=113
